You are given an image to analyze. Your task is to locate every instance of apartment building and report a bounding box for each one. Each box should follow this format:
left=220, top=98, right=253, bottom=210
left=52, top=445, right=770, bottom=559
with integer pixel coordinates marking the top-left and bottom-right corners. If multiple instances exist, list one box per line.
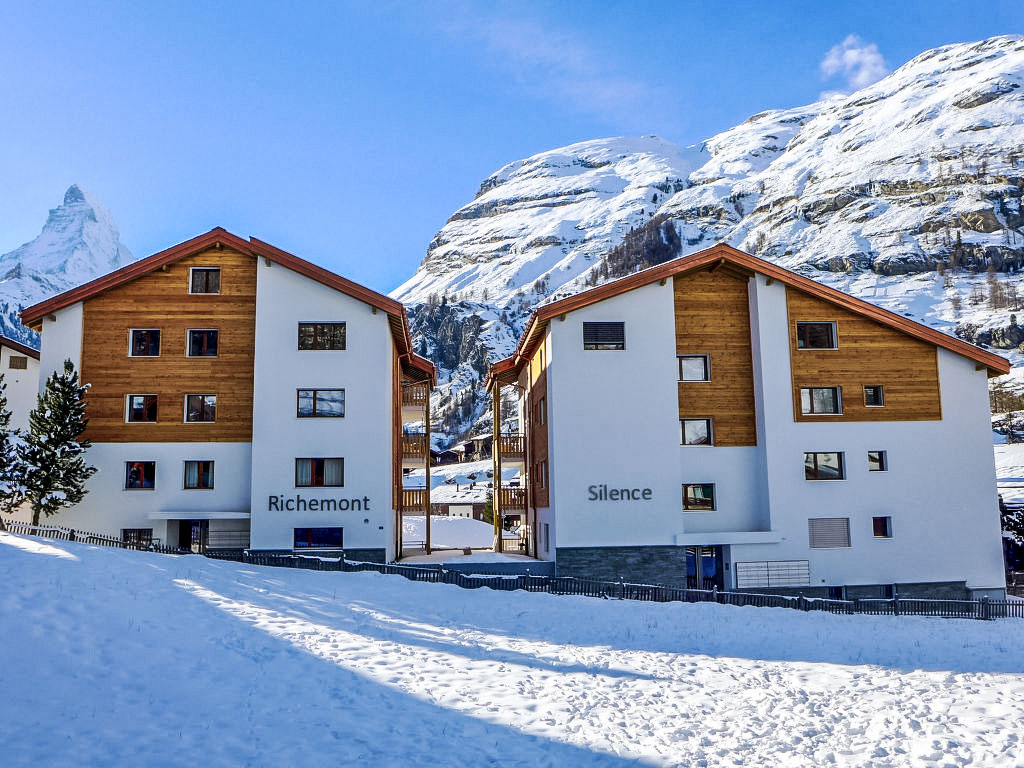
left=487, top=244, right=1009, bottom=599
left=0, top=335, right=40, bottom=431
left=21, top=228, right=434, bottom=560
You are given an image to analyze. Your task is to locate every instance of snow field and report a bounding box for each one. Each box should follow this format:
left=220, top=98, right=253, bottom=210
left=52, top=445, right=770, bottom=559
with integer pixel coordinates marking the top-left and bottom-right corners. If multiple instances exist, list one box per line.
left=1, top=533, right=1023, bottom=767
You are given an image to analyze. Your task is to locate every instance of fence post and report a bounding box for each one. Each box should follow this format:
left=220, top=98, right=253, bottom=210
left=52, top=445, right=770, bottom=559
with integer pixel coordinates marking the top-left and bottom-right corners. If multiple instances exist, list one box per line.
left=892, top=597, right=900, bottom=616
left=69, top=529, right=76, bottom=543
left=981, top=596, right=991, bottom=621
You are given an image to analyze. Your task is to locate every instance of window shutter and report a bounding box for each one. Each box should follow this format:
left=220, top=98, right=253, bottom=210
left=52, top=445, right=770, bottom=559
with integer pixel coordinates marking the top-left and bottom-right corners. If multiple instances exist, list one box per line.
left=808, top=517, right=851, bottom=548
left=582, top=322, right=625, bottom=349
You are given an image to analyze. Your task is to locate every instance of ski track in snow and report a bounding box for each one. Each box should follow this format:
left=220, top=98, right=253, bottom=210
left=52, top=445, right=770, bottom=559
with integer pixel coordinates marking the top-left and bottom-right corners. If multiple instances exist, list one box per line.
left=1, top=533, right=1023, bottom=767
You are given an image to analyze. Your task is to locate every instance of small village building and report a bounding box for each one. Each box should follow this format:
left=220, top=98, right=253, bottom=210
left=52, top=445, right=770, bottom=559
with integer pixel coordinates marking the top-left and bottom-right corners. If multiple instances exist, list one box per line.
left=487, top=244, right=1010, bottom=598
left=0, top=335, right=40, bottom=431
left=20, top=229, right=435, bottom=560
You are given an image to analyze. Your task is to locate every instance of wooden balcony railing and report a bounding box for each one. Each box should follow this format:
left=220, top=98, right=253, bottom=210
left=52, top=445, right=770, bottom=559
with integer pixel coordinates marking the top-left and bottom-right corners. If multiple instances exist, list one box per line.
left=497, top=435, right=525, bottom=457
left=498, top=487, right=526, bottom=511
left=402, top=382, right=430, bottom=408
left=401, top=433, right=428, bottom=459
left=402, top=488, right=428, bottom=512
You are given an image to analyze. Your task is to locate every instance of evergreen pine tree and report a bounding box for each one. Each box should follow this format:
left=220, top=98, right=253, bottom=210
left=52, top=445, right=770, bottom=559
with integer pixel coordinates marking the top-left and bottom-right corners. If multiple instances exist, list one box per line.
left=0, top=374, right=27, bottom=529
left=22, top=360, right=96, bottom=526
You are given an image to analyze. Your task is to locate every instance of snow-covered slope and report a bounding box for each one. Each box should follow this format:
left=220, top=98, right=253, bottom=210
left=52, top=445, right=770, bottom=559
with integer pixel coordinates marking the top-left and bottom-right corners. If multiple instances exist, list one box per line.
left=394, top=35, right=1024, bottom=443
left=0, top=185, right=134, bottom=346
left=3, top=532, right=1024, bottom=766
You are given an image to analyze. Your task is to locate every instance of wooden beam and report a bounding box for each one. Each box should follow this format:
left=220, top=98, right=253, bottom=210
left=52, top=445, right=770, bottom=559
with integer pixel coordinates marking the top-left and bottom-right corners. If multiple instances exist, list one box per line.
left=766, top=277, right=775, bottom=286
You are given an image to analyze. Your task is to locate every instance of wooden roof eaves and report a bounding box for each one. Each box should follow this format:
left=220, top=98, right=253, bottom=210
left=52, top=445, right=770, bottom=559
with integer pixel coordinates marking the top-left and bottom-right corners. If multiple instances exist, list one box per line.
left=0, top=335, right=40, bottom=360
left=485, top=242, right=1011, bottom=382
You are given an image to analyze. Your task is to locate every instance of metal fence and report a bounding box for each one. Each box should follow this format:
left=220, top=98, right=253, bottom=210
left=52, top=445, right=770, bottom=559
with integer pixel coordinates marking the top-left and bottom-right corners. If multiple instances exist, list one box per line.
left=2, top=519, right=181, bottom=554
left=206, top=550, right=1024, bottom=620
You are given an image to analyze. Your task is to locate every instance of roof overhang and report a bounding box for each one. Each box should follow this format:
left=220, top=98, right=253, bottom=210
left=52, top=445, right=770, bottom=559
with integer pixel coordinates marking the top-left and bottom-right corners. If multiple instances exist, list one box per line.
left=486, top=242, right=1011, bottom=386
left=0, top=335, right=40, bottom=360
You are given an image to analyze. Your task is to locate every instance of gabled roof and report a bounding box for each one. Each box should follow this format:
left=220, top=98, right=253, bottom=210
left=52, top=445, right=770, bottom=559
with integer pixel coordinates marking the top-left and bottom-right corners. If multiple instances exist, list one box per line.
left=20, top=228, right=435, bottom=385
left=0, top=334, right=40, bottom=360
left=486, top=243, right=1010, bottom=387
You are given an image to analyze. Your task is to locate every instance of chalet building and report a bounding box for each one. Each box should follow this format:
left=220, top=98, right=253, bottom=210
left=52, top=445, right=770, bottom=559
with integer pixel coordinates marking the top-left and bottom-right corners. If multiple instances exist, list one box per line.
left=0, top=335, right=40, bottom=430
left=20, top=229, right=435, bottom=560
left=487, top=244, right=1010, bottom=599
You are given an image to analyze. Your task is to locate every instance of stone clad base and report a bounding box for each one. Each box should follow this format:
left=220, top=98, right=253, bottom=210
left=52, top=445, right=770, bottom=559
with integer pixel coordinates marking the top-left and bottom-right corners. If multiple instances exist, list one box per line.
left=556, top=546, right=689, bottom=586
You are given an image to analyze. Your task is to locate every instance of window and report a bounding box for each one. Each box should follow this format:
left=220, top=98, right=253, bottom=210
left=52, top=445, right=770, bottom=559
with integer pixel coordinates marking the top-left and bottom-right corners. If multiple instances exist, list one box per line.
left=682, top=483, right=715, bottom=511
left=185, top=394, right=217, bottom=423
left=678, top=355, right=710, bottom=382
left=867, top=450, right=888, bottom=472
left=184, top=460, right=215, bottom=490
left=187, top=329, right=218, bottom=357
left=8, top=356, right=28, bottom=370
left=539, top=397, right=547, bottom=425
left=121, top=528, right=153, bottom=546
left=804, top=452, right=845, bottom=480
left=864, top=385, right=885, bottom=407
left=681, top=418, right=712, bottom=445
left=540, top=459, right=548, bottom=489
left=126, top=394, right=158, bottom=423
left=125, top=461, right=156, bottom=490
left=872, top=516, right=893, bottom=538
left=543, top=523, right=550, bottom=553
left=189, top=267, right=221, bottom=294
left=297, top=389, right=345, bottom=417
left=298, top=322, right=347, bottom=350
left=294, top=527, right=343, bottom=549
left=583, top=322, right=625, bottom=350
left=129, top=329, right=160, bottom=357
left=808, top=517, right=851, bottom=548
left=295, top=458, right=345, bottom=487
left=796, top=322, right=837, bottom=349
left=800, top=386, right=842, bottom=415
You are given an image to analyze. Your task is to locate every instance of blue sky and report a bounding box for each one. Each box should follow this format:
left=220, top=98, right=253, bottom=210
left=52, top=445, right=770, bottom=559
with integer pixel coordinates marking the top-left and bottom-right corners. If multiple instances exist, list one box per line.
left=0, top=1, right=1018, bottom=292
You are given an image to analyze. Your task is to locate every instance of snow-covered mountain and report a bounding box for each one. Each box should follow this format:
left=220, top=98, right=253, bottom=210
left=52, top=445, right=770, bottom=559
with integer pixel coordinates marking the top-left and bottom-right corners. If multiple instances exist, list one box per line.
left=0, top=185, right=134, bottom=346
left=395, top=35, right=1024, bottom=443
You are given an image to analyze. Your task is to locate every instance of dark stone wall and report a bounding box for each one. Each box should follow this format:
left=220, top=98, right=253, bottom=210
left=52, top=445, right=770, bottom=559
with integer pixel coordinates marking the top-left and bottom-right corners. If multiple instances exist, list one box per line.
left=343, top=548, right=387, bottom=564
left=555, top=546, right=689, bottom=585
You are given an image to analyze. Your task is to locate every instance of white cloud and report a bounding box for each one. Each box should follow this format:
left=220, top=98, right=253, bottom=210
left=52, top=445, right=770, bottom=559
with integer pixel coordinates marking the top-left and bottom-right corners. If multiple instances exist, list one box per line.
left=437, top=5, right=667, bottom=128
left=820, top=35, right=890, bottom=93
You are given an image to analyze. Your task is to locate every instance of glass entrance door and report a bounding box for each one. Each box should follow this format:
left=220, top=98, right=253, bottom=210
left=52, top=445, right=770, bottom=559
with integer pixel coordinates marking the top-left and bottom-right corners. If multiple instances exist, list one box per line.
left=686, top=546, right=724, bottom=590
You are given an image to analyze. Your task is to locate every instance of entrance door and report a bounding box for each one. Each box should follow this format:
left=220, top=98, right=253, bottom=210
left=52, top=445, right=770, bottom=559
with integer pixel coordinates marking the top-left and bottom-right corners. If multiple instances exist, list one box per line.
left=178, top=520, right=209, bottom=553
left=686, top=546, right=724, bottom=590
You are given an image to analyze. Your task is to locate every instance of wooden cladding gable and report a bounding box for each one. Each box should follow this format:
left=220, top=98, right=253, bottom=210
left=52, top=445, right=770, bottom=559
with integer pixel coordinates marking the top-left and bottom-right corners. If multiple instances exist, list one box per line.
left=527, top=367, right=550, bottom=509
left=80, top=248, right=257, bottom=442
left=674, top=270, right=757, bottom=447
left=786, top=287, right=941, bottom=422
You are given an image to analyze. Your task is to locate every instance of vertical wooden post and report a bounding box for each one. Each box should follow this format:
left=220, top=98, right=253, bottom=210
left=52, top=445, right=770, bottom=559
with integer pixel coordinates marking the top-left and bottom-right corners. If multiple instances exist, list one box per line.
left=492, top=379, right=503, bottom=553
left=425, top=384, right=432, bottom=555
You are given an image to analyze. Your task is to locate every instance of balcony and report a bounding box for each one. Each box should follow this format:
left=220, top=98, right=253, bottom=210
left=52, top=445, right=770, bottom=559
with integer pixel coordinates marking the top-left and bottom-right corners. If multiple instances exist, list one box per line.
left=498, top=486, right=526, bottom=511
left=497, top=434, right=525, bottom=458
left=401, top=433, right=429, bottom=460
left=402, top=382, right=430, bottom=409
left=402, top=488, right=428, bottom=513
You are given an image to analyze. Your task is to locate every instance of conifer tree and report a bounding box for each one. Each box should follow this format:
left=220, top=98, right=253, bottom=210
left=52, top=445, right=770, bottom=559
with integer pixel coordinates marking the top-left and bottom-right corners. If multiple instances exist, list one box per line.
left=0, top=374, right=26, bottom=529
left=22, top=360, right=96, bottom=526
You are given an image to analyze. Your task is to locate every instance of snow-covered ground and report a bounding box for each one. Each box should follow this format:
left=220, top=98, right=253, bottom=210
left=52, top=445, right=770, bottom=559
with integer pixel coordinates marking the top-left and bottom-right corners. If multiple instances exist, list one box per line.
left=2, top=532, right=1024, bottom=767
left=994, top=442, right=1024, bottom=503
left=402, top=514, right=516, bottom=549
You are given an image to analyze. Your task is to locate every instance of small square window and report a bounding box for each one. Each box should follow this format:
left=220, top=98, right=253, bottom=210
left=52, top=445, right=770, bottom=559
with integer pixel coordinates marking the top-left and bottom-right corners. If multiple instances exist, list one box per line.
left=190, top=267, right=221, bottom=294
left=126, top=394, right=158, bottom=423
left=185, top=394, right=217, bottom=423
left=805, top=452, right=845, bottom=480
left=872, top=516, right=893, bottom=538
left=800, top=386, right=842, bottom=414
left=125, top=461, right=156, bottom=490
left=681, top=418, right=712, bottom=445
left=679, top=355, right=710, bottom=381
left=682, top=483, right=715, bottom=511
left=864, top=385, right=885, bottom=407
left=297, top=389, right=345, bottom=417
left=808, top=517, right=851, bottom=548
left=121, top=528, right=153, bottom=546
left=8, top=355, right=28, bottom=370
left=868, top=450, right=887, bottom=472
left=187, top=329, right=219, bottom=357
left=583, top=322, right=625, bottom=350
left=184, top=460, right=215, bottom=490
left=796, top=322, right=837, bottom=349
left=129, top=329, right=160, bottom=357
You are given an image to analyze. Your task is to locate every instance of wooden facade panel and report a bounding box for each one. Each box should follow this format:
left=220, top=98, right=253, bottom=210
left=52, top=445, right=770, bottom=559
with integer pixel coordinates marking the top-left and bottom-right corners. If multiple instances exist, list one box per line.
left=527, top=367, right=550, bottom=509
left=674, top=270, right=757, bottom=447
left=786, top=287, right=941, bottom=422
left=80, top=248, right=257, bottom=442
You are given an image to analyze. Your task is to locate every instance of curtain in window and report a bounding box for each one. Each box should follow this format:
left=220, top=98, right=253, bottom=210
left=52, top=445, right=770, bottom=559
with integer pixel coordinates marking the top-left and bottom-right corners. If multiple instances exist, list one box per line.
left=296, top=459, right=313, bottom=486
left=184, top=462, right=199, bottom=488
left=324, top=459, right=344, bottom=486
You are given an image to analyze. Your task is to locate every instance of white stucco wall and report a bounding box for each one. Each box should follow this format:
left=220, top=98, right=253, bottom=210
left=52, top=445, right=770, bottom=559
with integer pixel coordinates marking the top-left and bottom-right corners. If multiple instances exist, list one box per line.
left=37, top=302, right=83, bottom=383
left=1, top=344, right=40, bottom=430
left=248, top=260, right=396, bottom=556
